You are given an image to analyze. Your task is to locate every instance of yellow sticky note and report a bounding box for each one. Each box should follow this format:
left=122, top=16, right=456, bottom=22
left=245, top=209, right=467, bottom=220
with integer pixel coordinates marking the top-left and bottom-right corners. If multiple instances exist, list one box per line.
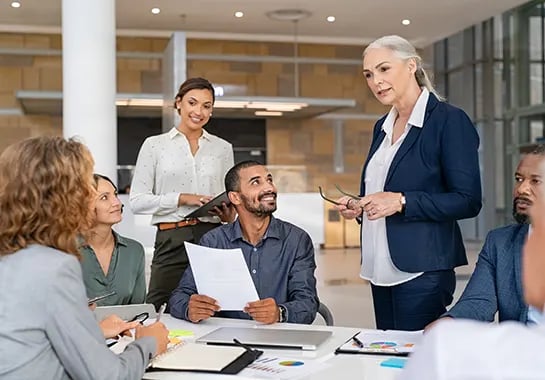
left=169, top=329, right=194, bottom=337
left=169, top=337, right=182, bottom=345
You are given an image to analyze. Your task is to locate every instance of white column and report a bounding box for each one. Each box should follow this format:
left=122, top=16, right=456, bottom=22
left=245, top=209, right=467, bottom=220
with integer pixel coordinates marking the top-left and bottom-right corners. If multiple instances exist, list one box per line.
left=162, top=32, right=187, bottom=132
left=62, top=0, right=117, bottom=182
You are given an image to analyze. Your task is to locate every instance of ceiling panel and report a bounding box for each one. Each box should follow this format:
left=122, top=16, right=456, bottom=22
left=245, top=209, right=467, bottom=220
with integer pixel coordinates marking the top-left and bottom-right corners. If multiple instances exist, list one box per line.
left=0, top=0, right=529, bottom=47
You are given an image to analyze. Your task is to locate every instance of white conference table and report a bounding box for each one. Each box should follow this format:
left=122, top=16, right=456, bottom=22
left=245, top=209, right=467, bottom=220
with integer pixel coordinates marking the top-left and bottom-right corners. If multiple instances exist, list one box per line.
left=143, top=315, right=401, bottom=380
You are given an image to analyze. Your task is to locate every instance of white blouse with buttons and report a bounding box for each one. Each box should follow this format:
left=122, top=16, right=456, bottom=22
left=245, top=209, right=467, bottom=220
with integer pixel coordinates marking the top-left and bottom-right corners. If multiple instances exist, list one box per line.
left=129, top=127, right=234, bottom=225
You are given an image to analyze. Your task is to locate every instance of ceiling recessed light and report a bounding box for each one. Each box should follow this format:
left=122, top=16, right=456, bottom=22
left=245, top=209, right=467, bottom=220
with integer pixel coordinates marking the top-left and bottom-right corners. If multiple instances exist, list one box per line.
left=401, top=19, right=411, bottom=26
left=326, top=16, right=336, bottom=23
left=151, top=7, right=161, bottom=15
left=255, top=111, right=283, bottom=117
left=11, top=1, right=21, bottom=8
left=234, top=11, right=244, bottom=18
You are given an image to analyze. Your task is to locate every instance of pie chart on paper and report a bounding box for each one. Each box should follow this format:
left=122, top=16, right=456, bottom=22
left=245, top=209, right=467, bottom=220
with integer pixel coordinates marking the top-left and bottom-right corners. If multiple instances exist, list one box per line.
left=369, top=341, right=397, bottom=349
left=278, top=360, right=305, bottom=367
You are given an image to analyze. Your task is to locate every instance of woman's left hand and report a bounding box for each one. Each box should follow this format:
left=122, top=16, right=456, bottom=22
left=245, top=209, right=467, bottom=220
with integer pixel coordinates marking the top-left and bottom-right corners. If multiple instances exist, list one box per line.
left=99, top=315, right=140, bottom=339
left=209, top=202, right=237, bottom=223
left=358, top=192, right=403, bottom=220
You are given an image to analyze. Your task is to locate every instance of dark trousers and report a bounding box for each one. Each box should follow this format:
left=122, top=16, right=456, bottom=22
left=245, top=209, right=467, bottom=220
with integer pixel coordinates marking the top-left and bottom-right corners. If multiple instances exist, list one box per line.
left=146, top=222, right=220, bottom=311
left=370, top=269, right=456, bottom=331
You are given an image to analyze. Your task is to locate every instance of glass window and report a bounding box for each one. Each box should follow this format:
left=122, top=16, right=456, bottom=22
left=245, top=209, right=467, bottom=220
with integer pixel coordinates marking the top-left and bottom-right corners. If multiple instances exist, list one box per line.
left=434, top=72, right=446, bottom=99
left=494, top=62, right=504, bottom=119
left=475, top=63, right=483, bottom=119
left=509, top=61, right=516, bottom=108
left=517, top=116, right=545, bottom=146
left=529, top=9, right=543, bottom=61
left=447, top=70, right=464, bottom=107
left=475, top=25, right=483, bottom=60
left=464, top=66, right=475, bottom=119
left=494, top=15, right=504, bottom=59
left=447, top=33, right=464, bottom=69
left=530, top=63, right=543, bottom=105
left=530, top=119, right=544, bottom=143
left=494, top=121, right=504, bottom=209
left=509, top=14, right=516, bottom=58
left=434, top=41, right=446, bottom=72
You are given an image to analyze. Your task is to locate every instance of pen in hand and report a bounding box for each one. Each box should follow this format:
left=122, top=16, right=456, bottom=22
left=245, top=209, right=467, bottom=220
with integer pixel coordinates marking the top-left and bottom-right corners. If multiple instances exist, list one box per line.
left=157, top=303, right=167, bottom=322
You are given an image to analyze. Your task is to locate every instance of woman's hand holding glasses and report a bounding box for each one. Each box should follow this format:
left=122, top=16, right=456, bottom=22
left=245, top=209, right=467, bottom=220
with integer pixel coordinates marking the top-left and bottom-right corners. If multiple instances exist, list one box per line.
left=318, top=186, right=363, bottom=220
left=335, top=195, right=363, bottom=219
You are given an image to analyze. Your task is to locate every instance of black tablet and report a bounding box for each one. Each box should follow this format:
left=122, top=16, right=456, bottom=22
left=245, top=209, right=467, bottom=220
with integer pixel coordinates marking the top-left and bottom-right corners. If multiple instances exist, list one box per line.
left=185, top=191, right=230, bottom=219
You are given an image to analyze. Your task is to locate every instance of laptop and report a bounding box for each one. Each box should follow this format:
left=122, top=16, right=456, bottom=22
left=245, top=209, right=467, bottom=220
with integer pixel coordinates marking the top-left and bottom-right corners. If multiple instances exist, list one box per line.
left=196, top=327, right=332, bottom=351
left=94, top=303, right=157, bottom=322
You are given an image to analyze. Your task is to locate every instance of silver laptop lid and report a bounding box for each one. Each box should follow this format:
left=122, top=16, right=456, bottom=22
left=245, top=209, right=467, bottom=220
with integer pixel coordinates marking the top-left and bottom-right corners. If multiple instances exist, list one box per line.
left=94, top=304, right=156, bottom=322
left=196, top=327, right=332, bottom=351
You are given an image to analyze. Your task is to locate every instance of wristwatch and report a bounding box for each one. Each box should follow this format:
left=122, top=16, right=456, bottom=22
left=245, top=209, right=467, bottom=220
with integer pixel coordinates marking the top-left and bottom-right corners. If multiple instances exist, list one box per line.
left=278, top=305, right=287, bottom=323
left=400, top=193, right=406, bottom=212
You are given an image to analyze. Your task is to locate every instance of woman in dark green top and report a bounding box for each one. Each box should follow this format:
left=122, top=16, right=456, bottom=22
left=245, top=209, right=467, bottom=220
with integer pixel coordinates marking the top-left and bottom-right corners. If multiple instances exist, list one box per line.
left=80, top=174, right=146, bottom=306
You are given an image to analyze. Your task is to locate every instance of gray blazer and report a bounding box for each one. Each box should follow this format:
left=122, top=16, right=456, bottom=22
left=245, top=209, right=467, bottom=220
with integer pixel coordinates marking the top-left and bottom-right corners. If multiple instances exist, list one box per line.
left=444, top=224, right=529, bottom=323
left=0, top=245, right=156, bottom=380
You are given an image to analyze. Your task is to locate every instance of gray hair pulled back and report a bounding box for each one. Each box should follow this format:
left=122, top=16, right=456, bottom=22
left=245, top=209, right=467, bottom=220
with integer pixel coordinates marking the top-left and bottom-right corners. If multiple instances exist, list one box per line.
left=363, top=35, right=444, bottom=101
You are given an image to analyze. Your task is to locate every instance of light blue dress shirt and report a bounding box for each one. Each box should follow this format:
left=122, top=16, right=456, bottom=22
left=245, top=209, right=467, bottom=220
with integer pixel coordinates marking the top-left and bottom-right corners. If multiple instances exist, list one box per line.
left=527, top=305, right=544, bottom=324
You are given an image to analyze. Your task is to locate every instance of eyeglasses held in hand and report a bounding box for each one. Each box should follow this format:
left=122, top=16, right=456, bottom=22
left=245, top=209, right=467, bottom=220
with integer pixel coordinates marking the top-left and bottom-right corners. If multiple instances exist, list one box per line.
left=318, top=185, right=362, bottom=208
left=318, top=186, right=344, bottom=206
left=334, top=184, right=361, bottom=200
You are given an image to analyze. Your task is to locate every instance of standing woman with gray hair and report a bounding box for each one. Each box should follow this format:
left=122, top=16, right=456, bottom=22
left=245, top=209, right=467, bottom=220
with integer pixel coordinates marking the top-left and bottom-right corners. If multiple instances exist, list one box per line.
left=336, top=35, right=482, bottom=331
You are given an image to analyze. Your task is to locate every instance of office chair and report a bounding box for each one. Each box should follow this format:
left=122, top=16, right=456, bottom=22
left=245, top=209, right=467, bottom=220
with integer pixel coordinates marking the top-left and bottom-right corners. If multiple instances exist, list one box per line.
left=318, top=302, right=334, bottom=326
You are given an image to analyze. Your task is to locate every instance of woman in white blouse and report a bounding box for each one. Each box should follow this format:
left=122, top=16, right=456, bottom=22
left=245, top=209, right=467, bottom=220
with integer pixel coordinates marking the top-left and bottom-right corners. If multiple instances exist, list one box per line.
left=130, top=77, right=235, bottom=310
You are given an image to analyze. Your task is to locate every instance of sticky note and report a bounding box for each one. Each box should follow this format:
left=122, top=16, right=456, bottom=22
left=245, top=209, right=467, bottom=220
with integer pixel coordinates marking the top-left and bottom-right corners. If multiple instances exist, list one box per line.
left=168, top=337, right=182, bottom=345
left=168, top=329, right=194, bottom=337
left=380, top=358, right=407, bottom=369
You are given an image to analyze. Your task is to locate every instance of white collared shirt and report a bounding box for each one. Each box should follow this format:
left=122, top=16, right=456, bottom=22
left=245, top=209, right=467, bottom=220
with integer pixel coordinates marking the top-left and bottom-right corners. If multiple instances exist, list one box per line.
left=527, top=226, right=544, bottom=324
left=360, top=88, right=429, bottom=286
left=399, top=319, right=545, bottom=380
left=129, top=127, right=234, bottom=225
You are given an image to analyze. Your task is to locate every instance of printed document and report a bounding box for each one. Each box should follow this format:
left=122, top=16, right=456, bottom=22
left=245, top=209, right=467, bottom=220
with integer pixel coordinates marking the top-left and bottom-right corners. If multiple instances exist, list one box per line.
left=185, top=242, right=259, bottom=310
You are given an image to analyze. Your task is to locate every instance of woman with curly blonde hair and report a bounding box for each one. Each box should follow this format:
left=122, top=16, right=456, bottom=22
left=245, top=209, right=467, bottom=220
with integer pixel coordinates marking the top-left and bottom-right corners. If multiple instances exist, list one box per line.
left=0, top=136, right=168, bottom=380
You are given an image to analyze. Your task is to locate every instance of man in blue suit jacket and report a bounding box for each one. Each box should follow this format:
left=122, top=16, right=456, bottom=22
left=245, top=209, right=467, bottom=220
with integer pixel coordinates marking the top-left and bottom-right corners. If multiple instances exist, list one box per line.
left=440, top=147, right=545, bottom=324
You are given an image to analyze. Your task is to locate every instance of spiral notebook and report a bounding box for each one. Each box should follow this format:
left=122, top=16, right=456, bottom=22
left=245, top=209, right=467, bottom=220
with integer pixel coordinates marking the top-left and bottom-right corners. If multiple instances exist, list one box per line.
left=147, top=341, right=262, bottom=374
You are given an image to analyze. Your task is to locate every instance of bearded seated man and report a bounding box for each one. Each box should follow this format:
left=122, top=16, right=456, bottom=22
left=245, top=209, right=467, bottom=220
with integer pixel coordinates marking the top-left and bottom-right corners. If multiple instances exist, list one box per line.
left=169, top=160, right=319, bottom=325
left=400, top=151, right=545, bottom=380
left=426, top=146, right=545, bottom=328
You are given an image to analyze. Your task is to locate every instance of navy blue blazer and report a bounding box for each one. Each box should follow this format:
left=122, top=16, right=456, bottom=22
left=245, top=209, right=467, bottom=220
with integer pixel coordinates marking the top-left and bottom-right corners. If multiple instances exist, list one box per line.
left=360, top=93, right=482, bottom=272
left=444, top=224, right=529, bottom=323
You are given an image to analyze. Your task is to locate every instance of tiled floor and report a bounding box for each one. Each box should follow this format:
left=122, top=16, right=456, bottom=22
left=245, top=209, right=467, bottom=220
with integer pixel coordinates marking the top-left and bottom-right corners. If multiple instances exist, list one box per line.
left=144, top=241, right=483, bottom=328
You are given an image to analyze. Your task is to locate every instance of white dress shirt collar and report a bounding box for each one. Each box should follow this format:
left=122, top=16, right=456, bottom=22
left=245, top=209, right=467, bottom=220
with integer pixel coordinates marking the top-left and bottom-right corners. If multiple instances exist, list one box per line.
left=167, top=127, right=212, bottom=141
left=382, top=87, right=429, bottom=135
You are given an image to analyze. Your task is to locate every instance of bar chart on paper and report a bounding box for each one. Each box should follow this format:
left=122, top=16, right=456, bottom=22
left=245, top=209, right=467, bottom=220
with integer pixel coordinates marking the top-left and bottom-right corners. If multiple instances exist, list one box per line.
left=240, top=356, right=328, bottom=379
